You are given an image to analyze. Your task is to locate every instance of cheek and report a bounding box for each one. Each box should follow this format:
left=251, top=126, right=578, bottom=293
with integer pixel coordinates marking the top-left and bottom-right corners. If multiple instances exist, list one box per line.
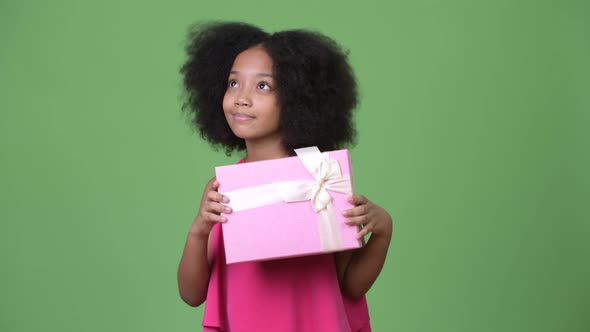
left=273, top=108, right=281, bottom=123
left=222, top=93, right=231, bottom=113
left=271, top=102, right=282, bottom=122
left=261, top=101, right=280, bottom=120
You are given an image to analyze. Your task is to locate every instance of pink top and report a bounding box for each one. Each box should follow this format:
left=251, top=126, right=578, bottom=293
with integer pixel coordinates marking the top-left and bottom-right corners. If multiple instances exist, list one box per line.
left=202, top=223, right=371, bottom=332
left=201, top=156, right=371, bottom=331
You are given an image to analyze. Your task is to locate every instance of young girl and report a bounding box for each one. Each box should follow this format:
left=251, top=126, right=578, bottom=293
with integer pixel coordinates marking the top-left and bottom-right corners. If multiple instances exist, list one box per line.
left=177, top=22, right=393, bottom=332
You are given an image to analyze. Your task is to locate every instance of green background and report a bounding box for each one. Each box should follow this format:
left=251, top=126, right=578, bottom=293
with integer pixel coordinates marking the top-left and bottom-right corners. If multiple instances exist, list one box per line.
left=1, top=0, right=588, bottom=331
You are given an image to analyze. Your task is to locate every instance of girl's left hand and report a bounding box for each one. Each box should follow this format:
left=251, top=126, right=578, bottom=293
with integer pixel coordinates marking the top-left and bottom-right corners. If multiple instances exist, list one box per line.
left=343, top=195, right=393, bottom=239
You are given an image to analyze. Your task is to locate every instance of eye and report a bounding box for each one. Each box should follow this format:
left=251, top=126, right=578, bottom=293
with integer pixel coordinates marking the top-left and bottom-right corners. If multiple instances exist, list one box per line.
left=257, top=82, right=271, bottom=90
left=228, top=80, right=238, bottom=88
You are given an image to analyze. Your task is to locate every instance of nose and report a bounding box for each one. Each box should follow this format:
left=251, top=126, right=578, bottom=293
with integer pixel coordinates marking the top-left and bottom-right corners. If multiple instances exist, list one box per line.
left=235, top=90, right=251, bottom=107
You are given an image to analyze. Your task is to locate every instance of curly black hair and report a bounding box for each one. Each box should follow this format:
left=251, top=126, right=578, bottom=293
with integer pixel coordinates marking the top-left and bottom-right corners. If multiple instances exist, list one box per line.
left=180, top=22, right=358, bottom=156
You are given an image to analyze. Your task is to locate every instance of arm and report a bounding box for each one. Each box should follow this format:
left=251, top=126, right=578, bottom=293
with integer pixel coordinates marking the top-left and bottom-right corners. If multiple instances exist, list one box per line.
left=177, top=178, right=231, bottom=307
left=335, top=195, right=393, bottom=300
left=177, top=229, right=211, bottom=307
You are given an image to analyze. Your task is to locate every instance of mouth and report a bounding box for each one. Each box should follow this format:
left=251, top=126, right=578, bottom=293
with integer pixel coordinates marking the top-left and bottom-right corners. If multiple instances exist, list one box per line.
left=232, top=113, right=255, bottom=122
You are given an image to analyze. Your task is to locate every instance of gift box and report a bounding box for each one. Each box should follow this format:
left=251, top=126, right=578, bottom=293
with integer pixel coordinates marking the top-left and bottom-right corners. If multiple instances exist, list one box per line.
left=215, top=146, right=362, bottom=264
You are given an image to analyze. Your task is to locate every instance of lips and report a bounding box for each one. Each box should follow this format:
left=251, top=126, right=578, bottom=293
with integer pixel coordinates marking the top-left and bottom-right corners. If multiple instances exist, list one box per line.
left=232, top=113, right=255, bottom=121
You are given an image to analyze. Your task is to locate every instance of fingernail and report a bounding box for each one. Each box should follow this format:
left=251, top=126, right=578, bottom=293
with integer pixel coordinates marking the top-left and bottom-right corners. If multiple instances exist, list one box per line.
left=220, top=217, right=227, bottom=222
left=342, top=210, right=350, bottom=216
left=222, top=197, right=229, bottom=203
left=224, top=206, right=232, bottom=213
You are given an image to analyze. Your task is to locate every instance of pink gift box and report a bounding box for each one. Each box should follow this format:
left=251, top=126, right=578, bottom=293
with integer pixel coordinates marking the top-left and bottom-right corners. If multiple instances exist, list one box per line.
left=215, top=148, right=363, bottom=264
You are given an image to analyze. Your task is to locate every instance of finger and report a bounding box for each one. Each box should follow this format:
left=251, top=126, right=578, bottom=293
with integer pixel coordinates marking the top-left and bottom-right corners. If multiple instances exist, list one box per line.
left=348, top=195, right=368, bottom=205
left=207, top=212, right=227, bottom=223
left=206, top=178, right=218, bottom=191
left=207, top=190, right=229, bottom=203
left=345, top=215, right=370, bottom=226
left=356, top=223, right=373, bottom=239
left=342, top=205, right=368, bottom=217
left=206, top=201, right=232, bottom=214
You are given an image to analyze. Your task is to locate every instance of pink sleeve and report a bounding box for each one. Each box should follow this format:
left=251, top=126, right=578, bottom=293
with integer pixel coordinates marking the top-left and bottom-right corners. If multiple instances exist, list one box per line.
left=343, top=295, right=372, bottom=332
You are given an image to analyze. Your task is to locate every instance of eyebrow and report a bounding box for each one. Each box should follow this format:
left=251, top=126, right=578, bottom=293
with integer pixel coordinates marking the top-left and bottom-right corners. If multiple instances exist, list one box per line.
left=230, top=70, right=273, bottom=78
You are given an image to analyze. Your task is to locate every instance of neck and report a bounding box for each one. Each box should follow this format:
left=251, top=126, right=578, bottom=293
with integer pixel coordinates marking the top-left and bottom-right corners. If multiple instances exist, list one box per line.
left=244, top=135, right=290, bottom=162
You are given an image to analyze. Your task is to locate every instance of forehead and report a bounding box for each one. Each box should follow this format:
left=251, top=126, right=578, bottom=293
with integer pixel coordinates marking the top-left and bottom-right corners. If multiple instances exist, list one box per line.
left=231, top=46, right=273, bottom=72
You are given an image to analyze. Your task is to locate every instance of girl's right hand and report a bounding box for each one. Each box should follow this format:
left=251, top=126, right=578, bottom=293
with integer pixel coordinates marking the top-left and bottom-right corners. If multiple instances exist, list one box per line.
left=190, top=178, right=231, bottom=238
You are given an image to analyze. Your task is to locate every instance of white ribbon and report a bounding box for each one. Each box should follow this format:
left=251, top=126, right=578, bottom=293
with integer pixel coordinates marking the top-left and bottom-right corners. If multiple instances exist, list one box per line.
left=222, top=147, right=352, bottom=251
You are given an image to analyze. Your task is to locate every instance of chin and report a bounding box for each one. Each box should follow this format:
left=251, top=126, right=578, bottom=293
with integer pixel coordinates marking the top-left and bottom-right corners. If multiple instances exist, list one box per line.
left=229, top=129, right=254, bottom=140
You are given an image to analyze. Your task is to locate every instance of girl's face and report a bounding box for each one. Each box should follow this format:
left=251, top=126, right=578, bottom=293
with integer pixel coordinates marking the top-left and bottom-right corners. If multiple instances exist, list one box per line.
left=223, top=46, right=281, bottom=144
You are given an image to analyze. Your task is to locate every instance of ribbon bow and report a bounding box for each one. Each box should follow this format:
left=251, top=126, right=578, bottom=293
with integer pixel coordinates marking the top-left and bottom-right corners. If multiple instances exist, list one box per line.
left=275, top=147, right=352, bottom=212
